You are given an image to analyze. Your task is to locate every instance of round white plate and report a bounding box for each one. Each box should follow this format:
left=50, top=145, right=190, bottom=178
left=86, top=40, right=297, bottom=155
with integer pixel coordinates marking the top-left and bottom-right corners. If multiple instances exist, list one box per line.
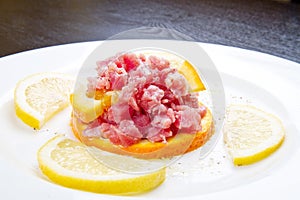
left=0, top=41, right=299, bottom=200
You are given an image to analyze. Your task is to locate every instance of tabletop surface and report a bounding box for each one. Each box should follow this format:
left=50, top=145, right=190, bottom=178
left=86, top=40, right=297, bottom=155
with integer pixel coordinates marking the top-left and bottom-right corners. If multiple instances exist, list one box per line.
left=0, top=0, right=299, bottom=63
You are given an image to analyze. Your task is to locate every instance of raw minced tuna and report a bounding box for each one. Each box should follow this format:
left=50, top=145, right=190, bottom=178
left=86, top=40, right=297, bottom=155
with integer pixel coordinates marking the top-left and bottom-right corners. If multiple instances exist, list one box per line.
left=83, top=52, right=206, bottom=147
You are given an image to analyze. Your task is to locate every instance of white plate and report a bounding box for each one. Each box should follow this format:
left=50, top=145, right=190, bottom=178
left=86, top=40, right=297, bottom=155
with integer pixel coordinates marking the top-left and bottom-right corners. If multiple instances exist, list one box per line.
left=0, top=41, right=300, bottom=200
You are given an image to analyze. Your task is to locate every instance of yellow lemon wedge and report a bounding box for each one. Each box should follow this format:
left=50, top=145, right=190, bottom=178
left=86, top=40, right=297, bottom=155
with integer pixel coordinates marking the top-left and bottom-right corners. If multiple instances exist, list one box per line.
left=71, top=82, right=118, bottom=123
left=14, top=72, right=74, bottom=129
left=37, top=135, right=166, bottom=194
left=223, top=104, right=285, bottom=166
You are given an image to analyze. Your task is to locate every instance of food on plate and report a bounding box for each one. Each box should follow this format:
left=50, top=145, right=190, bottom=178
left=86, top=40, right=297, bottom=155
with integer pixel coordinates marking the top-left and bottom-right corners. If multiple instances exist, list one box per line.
left=71, top=50, right=214, bottom=159
left=223, top=104, right=285, bottom=166
left=37, top=135, right=166, bottom=194
left=14, top=72, right=74, bottom=129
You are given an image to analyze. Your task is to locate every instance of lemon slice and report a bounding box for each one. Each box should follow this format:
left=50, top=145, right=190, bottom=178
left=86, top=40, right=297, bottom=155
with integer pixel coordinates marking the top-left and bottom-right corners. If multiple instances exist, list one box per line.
left=37, top=135, right=166, bottom=194
left=71, top=82, right=118, bottom=123
left=223, top=104, right=285, bottom=166
left=14, top=72, right=74, bottom=129
left=177, top=60, right=206, bottom=92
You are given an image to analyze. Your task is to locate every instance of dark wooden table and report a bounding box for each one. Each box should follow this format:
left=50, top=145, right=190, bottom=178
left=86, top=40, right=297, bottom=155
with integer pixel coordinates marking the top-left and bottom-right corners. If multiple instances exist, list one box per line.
left=0, top=0, right=299, bottom=63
